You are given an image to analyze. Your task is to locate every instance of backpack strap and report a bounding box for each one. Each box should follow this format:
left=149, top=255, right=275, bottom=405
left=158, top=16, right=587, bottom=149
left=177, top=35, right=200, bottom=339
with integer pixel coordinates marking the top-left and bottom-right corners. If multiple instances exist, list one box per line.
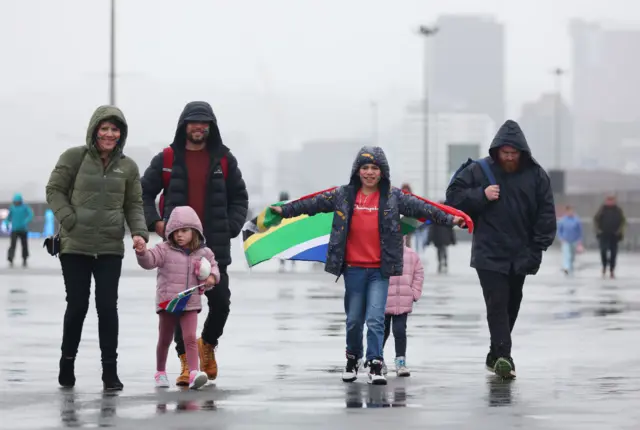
left=477, top=158, right=496, bottom=185
left=220, top=154, right=228, bottom=179
left=161, top=147, right=174, bottom=189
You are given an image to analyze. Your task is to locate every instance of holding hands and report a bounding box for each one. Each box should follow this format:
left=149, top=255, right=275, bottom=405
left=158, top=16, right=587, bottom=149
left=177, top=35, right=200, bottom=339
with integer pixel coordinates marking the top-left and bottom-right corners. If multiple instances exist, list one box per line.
left=133, top=235, right=146, bottom=253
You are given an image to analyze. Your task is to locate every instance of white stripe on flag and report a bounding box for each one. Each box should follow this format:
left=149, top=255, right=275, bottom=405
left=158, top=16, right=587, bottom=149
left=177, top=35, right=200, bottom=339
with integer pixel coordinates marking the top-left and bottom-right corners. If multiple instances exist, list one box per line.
left=273, top=234, right=330, bottom=259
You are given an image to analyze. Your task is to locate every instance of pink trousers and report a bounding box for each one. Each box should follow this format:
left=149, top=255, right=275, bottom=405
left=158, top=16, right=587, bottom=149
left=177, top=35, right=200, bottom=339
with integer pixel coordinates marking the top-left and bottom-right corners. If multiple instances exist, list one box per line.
left=157, top=311, right=198, bottom=372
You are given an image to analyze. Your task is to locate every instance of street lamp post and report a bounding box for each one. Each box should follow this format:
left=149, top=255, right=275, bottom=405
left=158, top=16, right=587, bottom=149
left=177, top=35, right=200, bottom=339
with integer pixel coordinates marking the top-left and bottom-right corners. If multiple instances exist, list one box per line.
left=418, top=25, right=438, bottom=198
left=552, top=67, right=566, bottom=169
left=109, top=0, right=116, bottom=105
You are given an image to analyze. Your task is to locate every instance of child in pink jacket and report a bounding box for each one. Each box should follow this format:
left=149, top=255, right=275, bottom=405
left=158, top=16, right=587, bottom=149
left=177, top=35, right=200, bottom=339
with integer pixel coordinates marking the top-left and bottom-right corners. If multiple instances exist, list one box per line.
left=134, top=206, right=220, bottom=390
left=383, top=238, right=424, bottom=377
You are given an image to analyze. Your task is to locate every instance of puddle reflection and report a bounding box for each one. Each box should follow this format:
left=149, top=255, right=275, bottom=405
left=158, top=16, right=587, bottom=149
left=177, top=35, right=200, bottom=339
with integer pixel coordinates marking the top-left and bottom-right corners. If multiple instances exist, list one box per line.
left=344, top=384, right=407, bottom=409
left=487, top=377, right=513, bottom=407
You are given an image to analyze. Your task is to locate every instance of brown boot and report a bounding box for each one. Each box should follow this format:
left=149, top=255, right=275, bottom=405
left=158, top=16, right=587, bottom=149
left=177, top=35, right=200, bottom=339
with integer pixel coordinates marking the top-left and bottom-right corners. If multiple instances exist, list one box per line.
left=198, top=338, right=218, bottom=380
left=176, top=354, right=189, bottom=386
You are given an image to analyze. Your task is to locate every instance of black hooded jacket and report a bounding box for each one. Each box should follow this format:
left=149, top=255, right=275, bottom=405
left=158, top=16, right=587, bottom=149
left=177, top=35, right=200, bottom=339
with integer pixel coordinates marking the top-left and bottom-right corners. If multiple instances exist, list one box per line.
left=140, top=101, right=249, bottom=267
left=445, top=120, right=557, bottom=275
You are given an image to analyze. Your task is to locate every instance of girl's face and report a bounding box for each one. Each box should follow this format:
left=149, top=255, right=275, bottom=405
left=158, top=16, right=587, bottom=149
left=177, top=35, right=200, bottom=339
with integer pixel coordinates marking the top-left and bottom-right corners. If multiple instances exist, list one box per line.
left=96, top=121, right=121, bottom=153
left=359, top=163, right=381, bottom=188
left=172, top=228, right=193, bottom=247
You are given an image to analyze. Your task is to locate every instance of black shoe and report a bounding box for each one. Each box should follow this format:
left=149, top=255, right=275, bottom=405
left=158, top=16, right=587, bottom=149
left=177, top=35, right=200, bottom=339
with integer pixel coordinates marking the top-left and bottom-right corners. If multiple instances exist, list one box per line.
left=494, top=356, right=516, bottom=379
left=366, top=359, right=387, bottom=385
left=22, top=259, right=27, bottom=268
left=59, top=357, right=76, bottom=388
left=102, top=362, right=124, bottom=391
left=485, top=351, right=497, bottom=372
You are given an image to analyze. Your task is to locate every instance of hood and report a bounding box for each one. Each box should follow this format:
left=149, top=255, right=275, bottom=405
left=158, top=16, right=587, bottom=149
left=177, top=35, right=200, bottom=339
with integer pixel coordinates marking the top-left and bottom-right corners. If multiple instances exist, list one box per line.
left=171, top=101, right=228, bottom=153
left=86, top=105, right=128, bottom=151
left=12, top=193, right=23, bottom=203
left=349, top=146, right=390, bottom=186
left=489, top=120, right=534, bottom=163
left=165, top=206, right=205, bottom=241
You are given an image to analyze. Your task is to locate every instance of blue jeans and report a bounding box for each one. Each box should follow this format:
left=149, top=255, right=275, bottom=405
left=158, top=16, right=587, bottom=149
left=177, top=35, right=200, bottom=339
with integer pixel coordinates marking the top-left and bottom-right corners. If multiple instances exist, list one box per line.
left=561, top=241, right=577, bottom=274
left=343, top=267, right=389, bottom=362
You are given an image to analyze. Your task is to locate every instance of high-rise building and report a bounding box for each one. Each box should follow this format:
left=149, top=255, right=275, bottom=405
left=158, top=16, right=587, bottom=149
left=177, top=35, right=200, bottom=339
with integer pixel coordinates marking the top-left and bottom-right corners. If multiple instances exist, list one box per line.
left=518, top=93, right=573, bottom=170
left=571, top=20, right=640, bottom=169
left=430, top=15, right=505, bottom=125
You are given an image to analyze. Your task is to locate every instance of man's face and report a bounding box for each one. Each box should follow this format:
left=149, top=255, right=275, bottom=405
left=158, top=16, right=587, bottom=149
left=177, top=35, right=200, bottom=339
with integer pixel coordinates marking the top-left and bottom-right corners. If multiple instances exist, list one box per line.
left=497, top=145, right=521, bottom=172
left=185, top=122, right=210, bottom=144
left=565, top=206, right=574, bottom=216
left=605, top=196, right=616, bottom=206
left=359, top=163, right=382, bottom=188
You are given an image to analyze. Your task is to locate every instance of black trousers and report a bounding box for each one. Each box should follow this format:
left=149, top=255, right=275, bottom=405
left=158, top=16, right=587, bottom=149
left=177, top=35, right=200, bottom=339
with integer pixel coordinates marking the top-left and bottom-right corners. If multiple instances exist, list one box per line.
left=476, top=268, right=525, bottom=359
left=8, top=230, right=28, bottom=262
left=599, top=236, right=619, bottom=271
left=60, top=254, right=123, bottom=363
left=436, top=246, right=448, bottom=267
left=383, top=313, right=408, bottom=358
left=175, top=268, right=230, bottom=356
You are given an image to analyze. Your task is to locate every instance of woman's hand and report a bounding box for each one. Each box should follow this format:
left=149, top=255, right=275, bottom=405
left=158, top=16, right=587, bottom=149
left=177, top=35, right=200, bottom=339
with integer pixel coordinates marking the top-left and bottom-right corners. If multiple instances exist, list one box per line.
left=270, top=206, right=283, bottom=215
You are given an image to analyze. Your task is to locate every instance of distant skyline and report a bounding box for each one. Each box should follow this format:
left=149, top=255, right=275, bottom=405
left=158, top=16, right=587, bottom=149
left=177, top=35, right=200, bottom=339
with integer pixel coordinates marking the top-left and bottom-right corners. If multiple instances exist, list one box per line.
left=2, top=0, right=639, bottom=199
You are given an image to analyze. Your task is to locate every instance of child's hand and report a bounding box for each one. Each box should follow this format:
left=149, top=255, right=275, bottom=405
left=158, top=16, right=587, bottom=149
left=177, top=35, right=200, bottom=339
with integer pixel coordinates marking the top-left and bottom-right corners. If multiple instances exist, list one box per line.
left=204, top=274, right=217, bottom=287
left=133, top=238, right=146, bottom=253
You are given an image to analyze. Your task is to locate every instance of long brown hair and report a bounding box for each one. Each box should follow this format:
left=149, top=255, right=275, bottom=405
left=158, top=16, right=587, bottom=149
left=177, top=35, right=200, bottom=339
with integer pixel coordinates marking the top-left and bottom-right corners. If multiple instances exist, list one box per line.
left=169, top=228, right=202, bottom=251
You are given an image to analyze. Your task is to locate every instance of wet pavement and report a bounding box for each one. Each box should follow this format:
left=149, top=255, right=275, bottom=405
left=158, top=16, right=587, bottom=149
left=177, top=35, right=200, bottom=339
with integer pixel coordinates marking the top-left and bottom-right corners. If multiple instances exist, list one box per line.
left=1, top=238, right=639, bottom=429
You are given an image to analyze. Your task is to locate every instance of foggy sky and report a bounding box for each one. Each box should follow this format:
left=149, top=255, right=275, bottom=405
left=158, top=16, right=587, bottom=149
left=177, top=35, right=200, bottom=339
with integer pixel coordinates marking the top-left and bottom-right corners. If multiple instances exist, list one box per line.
left=1, top=0, right=639, bottom=199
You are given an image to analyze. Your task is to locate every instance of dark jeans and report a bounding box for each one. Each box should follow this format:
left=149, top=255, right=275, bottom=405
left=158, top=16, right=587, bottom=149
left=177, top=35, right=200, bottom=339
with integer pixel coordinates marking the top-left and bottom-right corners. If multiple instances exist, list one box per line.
left=8, top=230, right=28, bottom=262
left=60, top=254, right=123, bottom=363
left=383, top=313, right=408, bottom=358
left=476, top=268, right=525, bottom=359
left=175, top=268, right=230, bottom=355
left=599, top=236, right=619, bottom=271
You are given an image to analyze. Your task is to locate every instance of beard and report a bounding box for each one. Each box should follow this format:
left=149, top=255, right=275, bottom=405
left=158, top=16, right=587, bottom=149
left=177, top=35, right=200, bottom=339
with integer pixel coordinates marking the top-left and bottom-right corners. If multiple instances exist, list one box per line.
left=500, top=160, right=519, bottom=173
left=187, top=129, right=209, bottom=144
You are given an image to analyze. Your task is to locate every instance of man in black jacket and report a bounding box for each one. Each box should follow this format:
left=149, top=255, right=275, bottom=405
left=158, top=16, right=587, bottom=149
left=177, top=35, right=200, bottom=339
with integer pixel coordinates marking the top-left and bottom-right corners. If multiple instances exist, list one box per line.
left=141, top=101, right=248, bottom=384
left=593, top=195, right=626, bottom=278
left=446, top=119, right=556, bottom=379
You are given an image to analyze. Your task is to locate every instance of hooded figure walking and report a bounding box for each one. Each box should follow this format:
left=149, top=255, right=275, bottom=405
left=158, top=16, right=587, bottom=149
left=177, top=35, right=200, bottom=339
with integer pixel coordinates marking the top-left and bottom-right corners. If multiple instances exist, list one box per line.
left=271, top=146, right=466, bottom=385
left=446, top=120, right=556, bottom=379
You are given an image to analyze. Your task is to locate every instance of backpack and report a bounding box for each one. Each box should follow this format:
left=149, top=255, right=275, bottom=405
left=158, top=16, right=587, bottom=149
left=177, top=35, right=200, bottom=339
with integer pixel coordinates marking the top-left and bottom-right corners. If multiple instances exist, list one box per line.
left=158, top=146, right=229, bottom=218
left=444, top=157, right=496, bottom=206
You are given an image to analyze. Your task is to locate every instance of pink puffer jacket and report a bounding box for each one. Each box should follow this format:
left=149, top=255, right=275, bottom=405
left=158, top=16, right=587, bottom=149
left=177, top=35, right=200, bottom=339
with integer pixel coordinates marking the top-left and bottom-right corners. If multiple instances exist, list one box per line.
left=136, top=206, right=220, bottom=313
left=385, top=245, right=424, bottom=315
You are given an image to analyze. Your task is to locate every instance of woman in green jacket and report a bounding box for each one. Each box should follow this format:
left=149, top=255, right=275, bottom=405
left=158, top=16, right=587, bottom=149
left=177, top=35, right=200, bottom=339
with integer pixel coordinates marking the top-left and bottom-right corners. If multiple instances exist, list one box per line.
left=46, top=105, right=149, bottom=391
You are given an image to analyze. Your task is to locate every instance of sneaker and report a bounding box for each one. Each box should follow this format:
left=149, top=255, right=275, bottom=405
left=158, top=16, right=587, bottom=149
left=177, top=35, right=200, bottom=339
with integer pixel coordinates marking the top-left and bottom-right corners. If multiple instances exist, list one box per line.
left=342, top=353, right=362, bottom=382
left=189, top=370, right=208, bottom=390
left=493, top=357, right=516, bottom=379
left=154, top=371, right=170, bottom=388
left=395, top=357, right=410, bottom=377
left=176, top=354, right=189, bottom=386
left=197, top=338, right=218, bottom=380
left=485, top=351, right=497, bottom=372
left=367, top=359, right=387, bottom=385
left=58, top=356, right=76, bottom=388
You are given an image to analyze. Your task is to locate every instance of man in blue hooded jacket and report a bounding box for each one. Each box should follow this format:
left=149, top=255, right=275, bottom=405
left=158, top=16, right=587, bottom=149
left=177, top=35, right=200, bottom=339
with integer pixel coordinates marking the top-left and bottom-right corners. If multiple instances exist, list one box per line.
left=5, top=193, right=33, bottom=267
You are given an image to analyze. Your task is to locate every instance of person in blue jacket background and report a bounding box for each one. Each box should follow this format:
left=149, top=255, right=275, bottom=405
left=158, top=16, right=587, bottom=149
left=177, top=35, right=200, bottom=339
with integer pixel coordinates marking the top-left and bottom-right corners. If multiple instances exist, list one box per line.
left=557, top=204, right=583, bottom=276
left=4, top=193, right=33, bottom=267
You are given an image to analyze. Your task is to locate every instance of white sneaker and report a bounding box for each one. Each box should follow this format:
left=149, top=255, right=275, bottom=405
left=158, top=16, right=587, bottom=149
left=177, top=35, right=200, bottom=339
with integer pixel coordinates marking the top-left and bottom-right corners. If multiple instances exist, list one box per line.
left=367, top=359, right=387, bottom=385
left=155, top=371, right=170, bottom=388
left=395, top=357, right=411, bottom=377
left=189, top=370, right=208, bottom=390
left=342, top=354, right=362, bottom=382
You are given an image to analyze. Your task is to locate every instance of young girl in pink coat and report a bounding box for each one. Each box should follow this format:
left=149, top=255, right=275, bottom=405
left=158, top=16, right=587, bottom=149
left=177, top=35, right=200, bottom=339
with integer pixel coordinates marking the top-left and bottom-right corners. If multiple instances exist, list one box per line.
left=134, top=206, right=220, bottom=390
left=383, top=237, right=424, bottom=377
